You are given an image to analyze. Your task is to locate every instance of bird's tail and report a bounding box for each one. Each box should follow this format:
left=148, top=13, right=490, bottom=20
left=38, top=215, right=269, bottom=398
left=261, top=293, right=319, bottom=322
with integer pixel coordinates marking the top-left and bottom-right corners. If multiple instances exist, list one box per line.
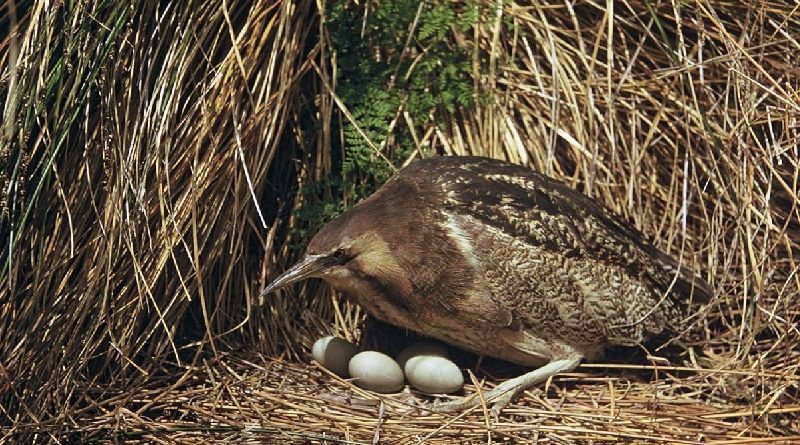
left=653, top=248, right=713, bottom=305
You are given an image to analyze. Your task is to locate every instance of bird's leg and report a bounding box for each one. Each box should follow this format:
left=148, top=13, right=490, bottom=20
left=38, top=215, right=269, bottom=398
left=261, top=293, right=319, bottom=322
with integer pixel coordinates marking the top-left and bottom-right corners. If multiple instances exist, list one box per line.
left=430, top=356, right=582, bottom=415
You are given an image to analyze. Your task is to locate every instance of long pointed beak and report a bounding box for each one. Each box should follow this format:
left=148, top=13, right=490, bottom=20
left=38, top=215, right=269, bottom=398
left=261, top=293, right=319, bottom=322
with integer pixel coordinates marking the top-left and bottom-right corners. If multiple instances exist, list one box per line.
left=260, top=254, right=327, bottom=298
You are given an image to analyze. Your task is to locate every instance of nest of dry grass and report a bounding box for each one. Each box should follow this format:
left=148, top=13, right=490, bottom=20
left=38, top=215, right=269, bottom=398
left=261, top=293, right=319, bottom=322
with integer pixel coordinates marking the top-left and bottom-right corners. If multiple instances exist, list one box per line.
left=1, top=0, right=799, bottom=443
left=65, top=353, right=798, bottom=444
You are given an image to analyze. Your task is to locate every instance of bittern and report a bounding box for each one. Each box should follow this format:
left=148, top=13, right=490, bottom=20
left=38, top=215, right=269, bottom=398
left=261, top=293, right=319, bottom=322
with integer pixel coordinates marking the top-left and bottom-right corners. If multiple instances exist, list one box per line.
left=262, top=156, right=711, bottom=413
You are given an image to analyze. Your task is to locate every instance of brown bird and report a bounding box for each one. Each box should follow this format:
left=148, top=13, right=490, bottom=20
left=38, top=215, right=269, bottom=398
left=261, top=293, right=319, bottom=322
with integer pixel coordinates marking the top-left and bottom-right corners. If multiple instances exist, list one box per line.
left=262, top=156, right=711, bottom=413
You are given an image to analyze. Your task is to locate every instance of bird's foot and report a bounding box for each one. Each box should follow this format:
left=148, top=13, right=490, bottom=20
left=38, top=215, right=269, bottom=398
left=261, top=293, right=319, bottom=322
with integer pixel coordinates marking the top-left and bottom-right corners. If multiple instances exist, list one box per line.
left=394, top=389, right=432, bottom=416
left=425, top=356, right=583, bottom=417
left=427, top=379, right=521, bottom=417
left=427, top=394, right=480, bottom=413
left=488, top=388, right=518, bottom=419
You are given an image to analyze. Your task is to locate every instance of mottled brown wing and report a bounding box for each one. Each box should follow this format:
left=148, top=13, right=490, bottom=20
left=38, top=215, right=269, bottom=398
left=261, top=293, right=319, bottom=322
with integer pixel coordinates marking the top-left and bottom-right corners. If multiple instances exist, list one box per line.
left=429, top=157, right=708, bottom=300
left=407, top=156, right=709, bottom=344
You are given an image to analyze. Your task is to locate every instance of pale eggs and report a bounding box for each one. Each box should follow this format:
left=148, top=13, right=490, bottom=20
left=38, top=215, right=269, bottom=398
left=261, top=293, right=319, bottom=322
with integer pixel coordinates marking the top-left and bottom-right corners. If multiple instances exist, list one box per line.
left=396, top=341, right=449, bottom=370
left=398, top=341, right=464, bottom=394
left=312, top=337, right=464, bottom=395
left=405, top=355, right=464, bottom=394
left=348, top=351, right=405, bottom=393
left=311, top=336, right=358, bottom=377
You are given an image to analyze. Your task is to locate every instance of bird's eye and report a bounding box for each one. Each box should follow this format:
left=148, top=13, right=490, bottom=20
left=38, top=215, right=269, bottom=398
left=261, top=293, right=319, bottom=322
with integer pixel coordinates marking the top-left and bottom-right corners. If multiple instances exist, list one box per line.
left=332, top=248, right=347, bottom=260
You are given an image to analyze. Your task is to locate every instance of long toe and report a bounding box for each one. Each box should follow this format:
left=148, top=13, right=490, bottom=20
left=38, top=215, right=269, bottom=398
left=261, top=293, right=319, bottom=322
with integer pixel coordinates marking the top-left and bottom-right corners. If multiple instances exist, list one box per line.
left=428, top=382, right=517, bottom=414
left=490, top=388, right=519, bottom=419
left=428, top=394, right=483, bottom=413
left=426, top=357, right=582, bottom=415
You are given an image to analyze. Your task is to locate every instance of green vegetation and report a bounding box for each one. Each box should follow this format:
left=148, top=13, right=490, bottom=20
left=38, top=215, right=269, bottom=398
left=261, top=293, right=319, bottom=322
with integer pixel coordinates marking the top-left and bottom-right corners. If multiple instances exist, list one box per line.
left=295, top=0, right=480, bottom=233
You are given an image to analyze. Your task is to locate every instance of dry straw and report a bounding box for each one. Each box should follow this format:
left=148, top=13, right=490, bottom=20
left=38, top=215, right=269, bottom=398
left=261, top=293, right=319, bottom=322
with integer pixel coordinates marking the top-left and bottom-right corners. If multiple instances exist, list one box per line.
left=1, top=0, right=798, bottom=443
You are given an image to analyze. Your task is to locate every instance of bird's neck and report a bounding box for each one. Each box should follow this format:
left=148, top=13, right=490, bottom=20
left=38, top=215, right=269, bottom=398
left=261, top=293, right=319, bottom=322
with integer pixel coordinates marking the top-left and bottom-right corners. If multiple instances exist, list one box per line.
left=324, top=271, right=423, bottom=331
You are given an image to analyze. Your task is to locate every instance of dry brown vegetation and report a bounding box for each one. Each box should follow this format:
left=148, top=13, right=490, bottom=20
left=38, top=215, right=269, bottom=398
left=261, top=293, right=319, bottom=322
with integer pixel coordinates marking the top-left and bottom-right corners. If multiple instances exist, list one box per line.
left=1, top=0, right=799, bottom=443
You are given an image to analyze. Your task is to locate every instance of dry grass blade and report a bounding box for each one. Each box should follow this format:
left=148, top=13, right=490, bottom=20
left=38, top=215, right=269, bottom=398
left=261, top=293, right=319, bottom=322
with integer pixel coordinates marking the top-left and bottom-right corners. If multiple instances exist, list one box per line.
left=1, top=0, right=323, bottom=441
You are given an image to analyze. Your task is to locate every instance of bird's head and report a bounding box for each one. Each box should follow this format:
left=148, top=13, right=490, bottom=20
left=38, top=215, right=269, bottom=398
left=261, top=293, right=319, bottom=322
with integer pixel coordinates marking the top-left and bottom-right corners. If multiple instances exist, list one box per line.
left=260, top=203, right=407, bottom=299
